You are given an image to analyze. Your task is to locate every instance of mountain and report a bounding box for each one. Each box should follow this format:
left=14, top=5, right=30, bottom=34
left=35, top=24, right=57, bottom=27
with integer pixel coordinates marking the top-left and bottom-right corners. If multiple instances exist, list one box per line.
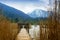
left=0, top=3, right=52, bottom=24
left=28, top=9, right=49, bottom=18
left=0, top=3, right=32, bottom=22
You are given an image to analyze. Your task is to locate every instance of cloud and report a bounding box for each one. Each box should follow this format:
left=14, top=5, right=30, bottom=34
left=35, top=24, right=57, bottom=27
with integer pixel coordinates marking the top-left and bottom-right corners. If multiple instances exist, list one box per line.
left=0, top=0, right=38, bottom=2
left=2, top=2, right=48, bottom=13
left=0, top=0, right=54, bottom=14
left=39, top=0, right=49, bottom=4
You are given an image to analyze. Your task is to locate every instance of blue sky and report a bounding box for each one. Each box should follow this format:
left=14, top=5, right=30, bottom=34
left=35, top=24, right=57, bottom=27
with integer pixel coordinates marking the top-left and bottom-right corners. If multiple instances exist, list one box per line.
left=0, top=0, right=54, bottom=14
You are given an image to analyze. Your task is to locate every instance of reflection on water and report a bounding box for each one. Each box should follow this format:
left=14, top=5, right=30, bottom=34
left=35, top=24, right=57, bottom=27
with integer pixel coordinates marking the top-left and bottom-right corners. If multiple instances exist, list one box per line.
left=16, top=25, right=40, bottom=40
left=29, top=25, right=40, bottom=40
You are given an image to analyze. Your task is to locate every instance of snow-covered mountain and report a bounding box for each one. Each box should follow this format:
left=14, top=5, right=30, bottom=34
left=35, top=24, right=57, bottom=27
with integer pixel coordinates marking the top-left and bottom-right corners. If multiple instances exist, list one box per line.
left=28, top=9, right=49, bottom=18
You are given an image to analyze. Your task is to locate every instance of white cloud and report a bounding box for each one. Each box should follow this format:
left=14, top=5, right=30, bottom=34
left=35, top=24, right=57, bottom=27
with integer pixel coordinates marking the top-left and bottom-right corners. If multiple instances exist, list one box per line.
left=1, top=2, right=49, bottom=13
left=0, top=0, right=52, bottom=14
left=39, top=0, right=49, bottom=4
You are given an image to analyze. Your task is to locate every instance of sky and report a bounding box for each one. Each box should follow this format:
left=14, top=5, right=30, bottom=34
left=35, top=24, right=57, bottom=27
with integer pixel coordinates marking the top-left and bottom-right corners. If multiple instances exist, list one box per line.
left=0, top=0, right=54, bottom=14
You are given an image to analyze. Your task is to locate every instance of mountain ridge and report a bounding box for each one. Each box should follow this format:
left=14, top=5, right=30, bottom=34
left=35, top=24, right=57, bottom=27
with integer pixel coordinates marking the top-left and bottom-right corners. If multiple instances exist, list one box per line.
left=0, top=3, right=50, bottom=24
left=27, top=9, right=49, bottom=18
left=0, top=3, right=33, bottom=23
